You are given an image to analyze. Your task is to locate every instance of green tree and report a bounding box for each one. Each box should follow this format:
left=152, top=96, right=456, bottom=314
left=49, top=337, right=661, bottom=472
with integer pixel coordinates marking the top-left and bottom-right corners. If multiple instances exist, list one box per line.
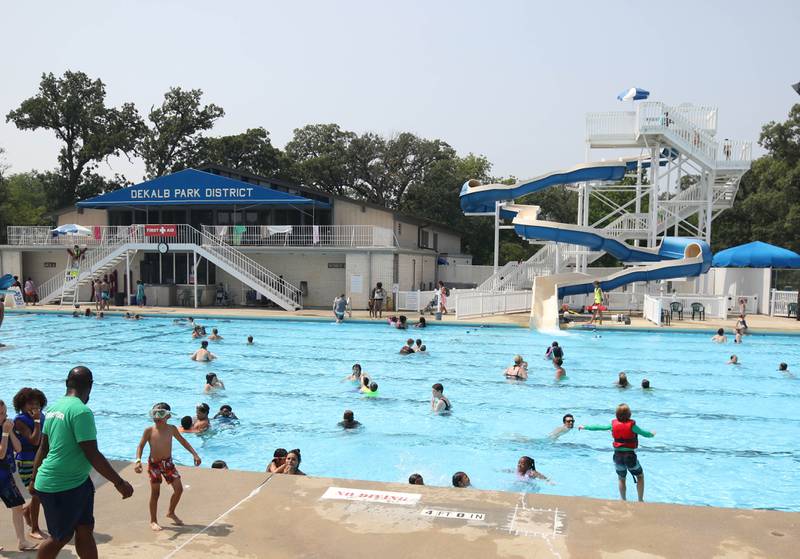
left=6, top=71, right=143, bottom=206
left=139, top=87, right=224, bottom=177
left=0, top=172, right=52, bottom=243
left=188, top=127, right=289, bottom=178
left=285, top=124, right=358, bottom=196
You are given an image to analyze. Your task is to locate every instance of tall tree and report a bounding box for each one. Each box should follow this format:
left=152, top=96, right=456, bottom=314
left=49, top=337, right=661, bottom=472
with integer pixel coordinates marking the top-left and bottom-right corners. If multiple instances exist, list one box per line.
left=285, top=124, right=357, bottom=196
left=138, top=87, right=224, bottom=178
left=187, top=127, right=288, bottom=178
left=0, top=172, right=52, bottom=243
left=6, top=71, right=143, bottom=206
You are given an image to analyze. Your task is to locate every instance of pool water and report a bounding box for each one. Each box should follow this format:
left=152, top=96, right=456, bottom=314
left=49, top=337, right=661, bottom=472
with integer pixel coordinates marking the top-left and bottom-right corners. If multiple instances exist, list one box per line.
left=1, top=313, right=798, bottom=511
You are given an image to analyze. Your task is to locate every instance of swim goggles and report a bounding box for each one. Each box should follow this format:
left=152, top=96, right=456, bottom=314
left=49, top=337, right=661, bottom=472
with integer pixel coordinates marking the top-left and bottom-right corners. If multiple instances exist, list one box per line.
left=149, top=408, right=171, bottom=419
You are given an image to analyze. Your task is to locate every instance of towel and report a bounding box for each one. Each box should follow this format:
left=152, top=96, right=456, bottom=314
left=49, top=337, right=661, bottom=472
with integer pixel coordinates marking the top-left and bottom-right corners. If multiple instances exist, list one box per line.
left=268, top=225, right=293, bottom=235
left=312, top=225, right=320, bottom=245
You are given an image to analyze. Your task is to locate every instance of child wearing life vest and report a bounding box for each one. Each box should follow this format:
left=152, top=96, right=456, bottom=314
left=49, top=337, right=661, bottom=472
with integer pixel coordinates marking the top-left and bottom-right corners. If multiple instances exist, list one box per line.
left=579, top=403, right=655, bottom=502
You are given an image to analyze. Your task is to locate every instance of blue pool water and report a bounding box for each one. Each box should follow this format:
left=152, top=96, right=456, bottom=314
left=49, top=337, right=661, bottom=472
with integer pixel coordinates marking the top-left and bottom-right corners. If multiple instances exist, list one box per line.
left=1, top=312, right=798, bottom=510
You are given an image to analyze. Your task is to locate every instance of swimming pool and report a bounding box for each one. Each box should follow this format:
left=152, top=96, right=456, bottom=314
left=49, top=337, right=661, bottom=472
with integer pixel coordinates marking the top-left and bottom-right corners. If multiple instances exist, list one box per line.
left=1, top=312, right=798, bottom=511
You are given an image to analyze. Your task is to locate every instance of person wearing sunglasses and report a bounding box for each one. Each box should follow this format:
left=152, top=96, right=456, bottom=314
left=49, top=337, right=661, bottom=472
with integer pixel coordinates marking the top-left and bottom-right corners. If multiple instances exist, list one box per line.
left=549, top=413, right=575, bottom=440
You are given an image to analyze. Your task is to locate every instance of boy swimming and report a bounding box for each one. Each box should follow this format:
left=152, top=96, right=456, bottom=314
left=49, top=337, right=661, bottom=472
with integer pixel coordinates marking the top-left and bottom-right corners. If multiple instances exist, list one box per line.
left=134, top=403, right=202, bottom=531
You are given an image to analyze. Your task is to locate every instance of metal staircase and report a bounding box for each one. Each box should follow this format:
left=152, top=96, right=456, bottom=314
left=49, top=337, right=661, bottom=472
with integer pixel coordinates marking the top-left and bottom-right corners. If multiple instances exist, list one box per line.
left=477, top=101, right=752, bottom=292
left=35, top=225, right=302, bottom=310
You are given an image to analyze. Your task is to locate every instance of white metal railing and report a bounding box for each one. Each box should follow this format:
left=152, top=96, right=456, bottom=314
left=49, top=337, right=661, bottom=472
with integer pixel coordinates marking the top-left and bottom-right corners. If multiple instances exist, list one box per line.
left=655, top=294, right=727, bottom=320
left=585, top=111, right=637, bottom=141
left=6, top=225, right=141, bottom=246
left=455, top=290, right=531, bottom=319
left=637, top=102, right=718, bottom=165
left=769, top=290, right=798, bottom=317
left=563, top=291, right=646, bottom=312
left=395, top=290, right=441, bottom=312
left=671, top=104, right=718, bottom=133
left=717, top=140, right=752, bottom=167
left=643, top=294, right=662, bottom=326
left=199, top=224, right=396, bottom=248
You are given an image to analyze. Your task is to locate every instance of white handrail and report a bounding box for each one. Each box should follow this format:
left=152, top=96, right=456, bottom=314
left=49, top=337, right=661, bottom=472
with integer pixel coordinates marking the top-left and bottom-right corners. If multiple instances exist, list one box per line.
left=199, top=224, right=396, bottom=248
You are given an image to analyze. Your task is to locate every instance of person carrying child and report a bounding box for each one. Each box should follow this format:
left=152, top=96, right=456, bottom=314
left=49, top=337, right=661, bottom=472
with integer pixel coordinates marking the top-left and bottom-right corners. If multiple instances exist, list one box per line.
left=579, top=403, right=655, bottom=502
left=134, top=403, right=202, bottom=531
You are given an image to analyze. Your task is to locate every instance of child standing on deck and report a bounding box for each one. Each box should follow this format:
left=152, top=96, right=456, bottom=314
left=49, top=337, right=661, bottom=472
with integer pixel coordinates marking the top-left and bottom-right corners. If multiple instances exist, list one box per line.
left=134, top=403, right=202, bottom=531
left=579, top=403, right=655, bottom=502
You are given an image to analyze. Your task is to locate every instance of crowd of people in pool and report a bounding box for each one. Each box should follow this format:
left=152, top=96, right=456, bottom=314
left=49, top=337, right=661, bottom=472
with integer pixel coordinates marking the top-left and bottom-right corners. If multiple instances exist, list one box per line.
left=1, top=304, right=796, bottom=556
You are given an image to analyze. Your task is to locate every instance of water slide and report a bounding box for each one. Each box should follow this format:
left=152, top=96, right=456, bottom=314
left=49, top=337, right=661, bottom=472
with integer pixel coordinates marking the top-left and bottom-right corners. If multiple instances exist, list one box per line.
left=460, top=156, right=711, bottom=330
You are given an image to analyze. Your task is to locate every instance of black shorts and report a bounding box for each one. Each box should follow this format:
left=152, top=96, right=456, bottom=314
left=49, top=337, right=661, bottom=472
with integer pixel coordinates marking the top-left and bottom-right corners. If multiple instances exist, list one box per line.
left=38, top=477, right=95, bottom=541
left=0, top=477, right=25, bottom=508
left=613, top=450, right=643, bottom=480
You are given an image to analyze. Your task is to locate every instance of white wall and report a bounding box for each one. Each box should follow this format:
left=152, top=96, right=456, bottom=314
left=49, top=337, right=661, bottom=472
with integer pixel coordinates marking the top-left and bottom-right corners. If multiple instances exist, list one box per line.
left=710, top=267, right=771, bottom=314
left=0, top=250, right=22, bottom=278
left=346, top=252, right=393, bottom=310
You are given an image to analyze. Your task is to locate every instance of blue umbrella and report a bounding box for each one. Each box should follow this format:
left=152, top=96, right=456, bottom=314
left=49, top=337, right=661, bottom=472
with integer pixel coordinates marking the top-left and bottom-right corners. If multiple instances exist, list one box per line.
left=712, top=241, right=800, bottom=268
left=51, top=223, right=92, bottom=237
left=617, top=87, right=650, bottom=102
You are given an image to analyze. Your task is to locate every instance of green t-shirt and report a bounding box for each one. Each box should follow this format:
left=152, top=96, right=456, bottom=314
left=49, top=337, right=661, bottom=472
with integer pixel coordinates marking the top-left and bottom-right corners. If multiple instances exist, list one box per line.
left=34, top=396, right=97, bottom=493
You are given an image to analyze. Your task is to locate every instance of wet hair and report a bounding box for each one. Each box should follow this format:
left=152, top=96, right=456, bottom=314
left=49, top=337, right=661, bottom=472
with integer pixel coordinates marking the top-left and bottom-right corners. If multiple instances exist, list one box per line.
left=180, top=416, right=193, bottom=430
left=197, top=402, right=210, bottom=415
left=272, top=448, right=288, bottom=459
left=13, top=387, right=48, bottom=413
left=406, top=338, right=414, bottom=345
left=420, top=345, right=426, bottom=352
left=153, top=402, right=171, bottom=412
left=562, top=413, right=574, bottom=424
left=616, top=403, right=632, bottom=422
left=211, top=460, right=228, bottom=469
left=730, top=355, right=737, bottom=361
left=201, top=340, right=209, bottom=348
left=212, top=328, right=219, bottom=334
left=399, top=316, right=407, bottom=323
left=247, top=335, right=254, bottom=343
left=343, top=410, right=354, bottom=421
left=642, top=379, right=651, bottom=389
left=376, top=282, right=382, bottom=288
left=369, top=382, right=378, bottom=392
left=362, top=375, right=371, bottom=387
left=432, top=383, right=444, bottom=392
left=552, top=341, right=559, bottom=347
left=206, top=373, right=218, bottom=384
left=408, top=473, right=424, bottom=485
left=717, top=328, right=725, bottom=336
left=418, top=317, right=426, bottom=326
left=287, top=448, right=302, bottom=464
left=352, top=363, right=362, bottom=373
left=513, top=354, right=523, bottom=365
left=84, top=308, right=92, bottom=316
left=220, top=404, right=232, bottom=413
left=66, top=366, right=93, bottom=391
left=519, top=456, right=535, bottom=472
left=415, top=339, right=422, bottom=346
left=779, top=362, right=788, bottom=371
left=617, top=372, right=629, bottom=387
left=452, top=471, right=469, bottom=487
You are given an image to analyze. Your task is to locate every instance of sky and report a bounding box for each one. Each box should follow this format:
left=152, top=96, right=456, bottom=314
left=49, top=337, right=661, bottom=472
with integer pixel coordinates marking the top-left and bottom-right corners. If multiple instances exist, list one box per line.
left=1, top=0, right=798, bottom=182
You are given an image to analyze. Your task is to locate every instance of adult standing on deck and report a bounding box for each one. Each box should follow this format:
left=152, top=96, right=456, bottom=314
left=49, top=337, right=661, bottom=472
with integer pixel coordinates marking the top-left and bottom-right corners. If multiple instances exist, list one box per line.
left=31, top=366, right=134, bottom=559
left=372, top=282, right=386, bottom=319
left=588, top=281, right=604, bottom=325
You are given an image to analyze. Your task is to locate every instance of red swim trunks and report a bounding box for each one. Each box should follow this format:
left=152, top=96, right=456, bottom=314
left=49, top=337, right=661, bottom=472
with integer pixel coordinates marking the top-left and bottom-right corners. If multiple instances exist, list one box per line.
left=148, top=457, right=180, bottom=484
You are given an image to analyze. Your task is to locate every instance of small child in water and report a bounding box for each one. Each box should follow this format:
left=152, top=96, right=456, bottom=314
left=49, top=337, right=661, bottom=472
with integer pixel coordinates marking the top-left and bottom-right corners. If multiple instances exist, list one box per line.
left=134, top=403, right=202, bottom=531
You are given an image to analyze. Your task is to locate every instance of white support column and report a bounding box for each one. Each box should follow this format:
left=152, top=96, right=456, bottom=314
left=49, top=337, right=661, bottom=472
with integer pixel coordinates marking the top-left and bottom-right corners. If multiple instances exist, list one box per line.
left=649, top=145, right=660, bottom=247
left=193, top=250, right=198, bottom=309
left=634, top=155, right=643, bottom=247
left=493, top=201, right=501, bottom=274
left=581, top=183, right=591, bottom=272
left=705, top=170, right=714, bottom=243
left=125, top=250, right=131, bottom=306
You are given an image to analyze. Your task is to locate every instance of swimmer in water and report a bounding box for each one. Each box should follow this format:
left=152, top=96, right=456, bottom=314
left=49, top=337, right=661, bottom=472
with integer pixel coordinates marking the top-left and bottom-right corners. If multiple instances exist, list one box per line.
left=452, top=471, right=470, bottom=488
left=208, top=328, right=223, bottom=341
left=408, top=473, right=424, bottom=485
left=728, top=354, right=739, bottom=365
left=545, top=341, right=563, bottom=361
left=415, top=317, right=427, bottom=329
left=213, top=404, right=237, bottom=420
left=204, top=373, right=225, bottom=393
left=549, top=413, right=575, bottom=440
left=191, top=325, right=205, bottom=339
left=192, top=403, right=210, bottom=432
left=338, top=410, right=361, bottom=429
left=190, top=340, right=216, bottom=362
left=283, top=449, right=305, bottom=475
left=778, top=363, right=795, bottom=378
left=211, top=460, right=228, bottom=469
left=414, top=339, right=423, bottom=352
left=504, top=355, right=528, bottom=380
left=616, top=372, right=630, bottom=388
left=418, top=344, right=427, bottom=354
left=361, top=382, right=379, bottom=396
left=247, top=335, right=254, bottom=345
left=399, top=339, right=415, bottom=355
left=178, top=416, right=194, bottom=433
left=345, top=364, right=363, bottom=382
left=641, top=379, right=651, bottom=389
left=711, top=328, right=727, bottom=343
left=516, top=456, right=550, bottom=482
left=267, top=448, right=288, bottom=473
left=554, top=357, right=566, bottom=380
left=431, top=383, right=451, bottom=413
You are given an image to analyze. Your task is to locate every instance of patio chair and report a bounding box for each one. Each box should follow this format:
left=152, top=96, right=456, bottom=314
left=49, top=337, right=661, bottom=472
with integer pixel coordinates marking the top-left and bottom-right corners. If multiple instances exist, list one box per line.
left=789, top=302, right=798, bottom=318
left=691, top=302, right=706, bottom=320
left=670, top=301, right=683, bottom=320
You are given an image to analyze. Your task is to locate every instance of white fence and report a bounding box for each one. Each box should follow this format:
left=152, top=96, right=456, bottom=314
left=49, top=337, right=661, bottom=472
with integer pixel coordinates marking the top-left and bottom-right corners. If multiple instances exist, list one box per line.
left=562, top=291, right=646, bottom=311
left=455, top=290, right=531, bottom=319
left=769, top=290, right=798, bottom=317
left=395, top=290, right=439, bottom=313
left=643, top=294, right=662, bottom=326
left=656, top=294, right=728, bottom=320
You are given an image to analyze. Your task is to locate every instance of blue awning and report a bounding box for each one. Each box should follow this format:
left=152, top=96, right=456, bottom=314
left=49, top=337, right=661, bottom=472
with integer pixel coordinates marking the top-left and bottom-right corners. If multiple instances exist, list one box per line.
left=712, top=241, right=800, bottom=268
left=77, top=169, right=327, bottom=208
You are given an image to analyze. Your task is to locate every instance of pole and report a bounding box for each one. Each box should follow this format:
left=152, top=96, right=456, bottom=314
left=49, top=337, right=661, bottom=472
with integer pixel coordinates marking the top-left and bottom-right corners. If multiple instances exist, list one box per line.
left=125, top=250, right=131, bottom=306
left=193, top=250, right=198, bottom=309
left=493, top=201, right=501, bottom=274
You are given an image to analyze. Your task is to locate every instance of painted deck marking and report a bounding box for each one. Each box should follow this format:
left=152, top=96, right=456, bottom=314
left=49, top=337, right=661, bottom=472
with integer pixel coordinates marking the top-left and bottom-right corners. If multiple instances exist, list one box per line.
left=320, top=486, right=421, bottom=506
left=420, top=508, right=486, bottom=521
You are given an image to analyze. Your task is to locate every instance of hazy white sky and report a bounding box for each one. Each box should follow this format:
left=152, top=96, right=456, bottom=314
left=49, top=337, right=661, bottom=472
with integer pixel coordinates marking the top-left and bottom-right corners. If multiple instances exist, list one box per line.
left=1, top=0, right=798, bottom=182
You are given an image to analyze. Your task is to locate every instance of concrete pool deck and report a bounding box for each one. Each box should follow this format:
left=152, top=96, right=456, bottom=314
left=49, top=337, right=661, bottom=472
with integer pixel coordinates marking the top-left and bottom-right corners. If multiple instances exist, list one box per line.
left=8, top=303, right=800, bottom=334
left=0, top=461, right=796, bottom=558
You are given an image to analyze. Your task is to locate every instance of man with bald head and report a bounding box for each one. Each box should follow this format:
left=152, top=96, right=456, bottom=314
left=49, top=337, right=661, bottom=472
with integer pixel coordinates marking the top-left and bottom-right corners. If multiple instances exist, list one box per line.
left=31, top=366, right=134, bottom=559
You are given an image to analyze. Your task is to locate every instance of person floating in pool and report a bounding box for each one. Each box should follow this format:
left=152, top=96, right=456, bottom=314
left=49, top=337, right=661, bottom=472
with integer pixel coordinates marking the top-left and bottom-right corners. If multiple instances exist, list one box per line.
left=549, top=413, right=575, bottom=440
left=711, top=328, right=727, bottom=343
left=579, top=403, right=656, bottom=502
left=399, top=339, right=415, bottom=355
left=213, top=405, right=237, bottom=420
left=616, top=372, right=630, bottom=388
left=728, top=354, right=740, bottom=365
left=516, top=456, right=551, bottom=482
left=452, top=471, right=470, bottom=488
left=134, top=402, right=201, bottom=531
left=338, top=410, right=361, bottom=429
left=588, top=281, right=605, bottom=325
left=545, top=341, right=563, bottom=361
left=778, top=363, right=795, bottom=378
left=408, top=473, right=424, bottom=485
left=504, top=355, right=528, bottom=380
left=431, top=383, right=451, bottom=413
left=208, top=328, right=223, bottom=341
left=190, top=341, right=216, bottom=362
left=554, top=358, right=566, bottom=380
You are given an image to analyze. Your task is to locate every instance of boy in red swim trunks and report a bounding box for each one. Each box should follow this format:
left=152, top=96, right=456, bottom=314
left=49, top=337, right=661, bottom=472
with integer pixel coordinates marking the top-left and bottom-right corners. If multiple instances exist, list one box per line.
left=134, top=403, right=201, bottom=531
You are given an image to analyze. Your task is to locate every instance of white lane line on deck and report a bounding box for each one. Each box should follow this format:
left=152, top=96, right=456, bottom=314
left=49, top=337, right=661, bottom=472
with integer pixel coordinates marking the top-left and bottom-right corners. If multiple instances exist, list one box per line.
left=162, top=475, right=274, bottom=559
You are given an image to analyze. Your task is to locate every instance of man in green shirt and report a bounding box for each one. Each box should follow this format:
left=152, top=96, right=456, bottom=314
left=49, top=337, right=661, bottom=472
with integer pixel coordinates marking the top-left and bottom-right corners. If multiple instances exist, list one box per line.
left=31, top=366, right=134, bottom=559
left=588, top=280, right=605, bottom=325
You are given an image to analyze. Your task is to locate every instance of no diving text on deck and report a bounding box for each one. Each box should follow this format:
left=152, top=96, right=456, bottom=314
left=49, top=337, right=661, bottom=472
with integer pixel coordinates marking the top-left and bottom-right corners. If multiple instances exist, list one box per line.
left=320, top=487, right=421, bottom=506
left=131, top=187, right=255, bottom=200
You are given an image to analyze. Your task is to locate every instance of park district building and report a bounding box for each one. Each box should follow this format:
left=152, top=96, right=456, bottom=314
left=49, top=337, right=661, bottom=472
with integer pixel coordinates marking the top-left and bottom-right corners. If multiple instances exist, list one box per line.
left=0, top=166, right=470, bottom=310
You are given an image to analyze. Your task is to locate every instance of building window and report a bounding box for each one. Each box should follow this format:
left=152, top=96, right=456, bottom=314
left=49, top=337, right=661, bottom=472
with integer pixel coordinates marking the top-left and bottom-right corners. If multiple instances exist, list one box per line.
left=397, top=222, right=402, bottom=235
left=433, top=233, right=439, bottom=251
left=420, top=230, right=430, bottom=248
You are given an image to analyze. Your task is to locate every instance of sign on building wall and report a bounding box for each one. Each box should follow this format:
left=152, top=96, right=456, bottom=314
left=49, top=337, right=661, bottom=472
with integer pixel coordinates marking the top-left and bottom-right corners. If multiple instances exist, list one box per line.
left=350, top=274, right=363, bottom=293
left=327, top=263, right=345, bottom=269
